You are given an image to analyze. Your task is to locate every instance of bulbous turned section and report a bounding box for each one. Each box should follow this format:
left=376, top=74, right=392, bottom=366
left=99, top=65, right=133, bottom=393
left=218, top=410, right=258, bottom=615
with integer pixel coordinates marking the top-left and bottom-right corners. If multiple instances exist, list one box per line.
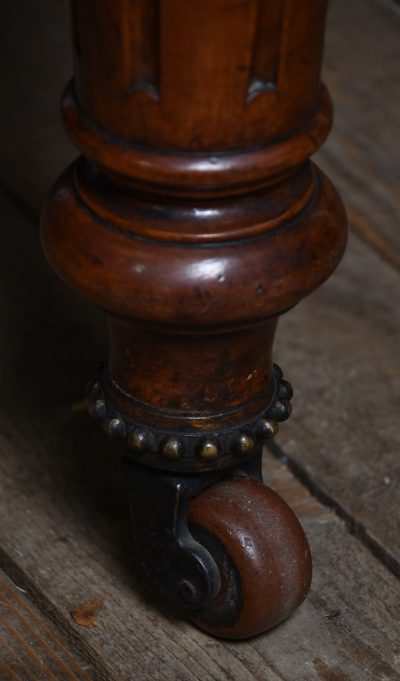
left=41, top=160, right=346, bottom=328
left=41, top=156, right=346, bottom=477
left=41, top=0, right=347, bottom=414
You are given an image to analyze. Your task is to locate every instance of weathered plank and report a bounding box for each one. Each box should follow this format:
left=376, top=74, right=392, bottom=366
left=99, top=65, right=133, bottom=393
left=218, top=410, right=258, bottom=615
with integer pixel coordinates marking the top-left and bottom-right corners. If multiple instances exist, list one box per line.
left=0, top=570, right=95, bottom=680
left=0, top=192, right=399, bottom=680
left=316, top=0, right=400, bottom=269
left=269, top=0, right=400, bottom=572
left=272, top=228, right=400, bottom=574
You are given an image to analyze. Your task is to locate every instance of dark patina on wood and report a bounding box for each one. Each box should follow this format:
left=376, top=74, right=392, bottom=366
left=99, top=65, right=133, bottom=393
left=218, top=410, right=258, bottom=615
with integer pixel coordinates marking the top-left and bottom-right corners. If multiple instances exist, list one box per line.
left=41, top=0, right=347, bottom=639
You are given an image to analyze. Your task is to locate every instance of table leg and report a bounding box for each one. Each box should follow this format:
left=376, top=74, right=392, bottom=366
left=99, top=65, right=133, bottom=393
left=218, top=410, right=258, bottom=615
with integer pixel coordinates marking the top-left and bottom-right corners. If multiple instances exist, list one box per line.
left=41, top=0, right=347, bottom=639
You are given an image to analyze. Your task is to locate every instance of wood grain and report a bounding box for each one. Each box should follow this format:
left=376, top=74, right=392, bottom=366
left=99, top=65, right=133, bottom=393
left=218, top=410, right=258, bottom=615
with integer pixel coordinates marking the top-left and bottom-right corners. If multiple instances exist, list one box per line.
left=316, top=0, right=400, bottom=269
left=263, top=0, right=400, bottom=577
left=0, top=570, right=95, bottom=680
left=272, top=230, right=400, bottom=575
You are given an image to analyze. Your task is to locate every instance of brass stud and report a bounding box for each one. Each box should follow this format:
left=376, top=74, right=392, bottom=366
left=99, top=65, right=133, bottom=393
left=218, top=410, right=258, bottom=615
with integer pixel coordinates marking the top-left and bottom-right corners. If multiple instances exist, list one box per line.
left=284, top=401, right=292, bottom=419
left=274, top=400, right=292, bottom=421
left=88, top=381, right=102, bottom=400
left=199, top=440, right=219, bottom=460
left=89, top=398, right=106, bottom=420
left=279, top=379, right=293, bottom=401
left=104, top=417, right=125, bottom=438
left=236, top=433, right=255, bottom=454
left=257, top=418, right=279, bottom=439
left=127, top=429, right=148, bottom=453
left=162, top=437, right=182, bottom=460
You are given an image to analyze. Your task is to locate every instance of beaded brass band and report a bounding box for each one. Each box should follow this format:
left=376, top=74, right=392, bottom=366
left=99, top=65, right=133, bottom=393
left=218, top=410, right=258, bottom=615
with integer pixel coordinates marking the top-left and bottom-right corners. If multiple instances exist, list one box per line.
left=87, top=364, right=292, bottom=472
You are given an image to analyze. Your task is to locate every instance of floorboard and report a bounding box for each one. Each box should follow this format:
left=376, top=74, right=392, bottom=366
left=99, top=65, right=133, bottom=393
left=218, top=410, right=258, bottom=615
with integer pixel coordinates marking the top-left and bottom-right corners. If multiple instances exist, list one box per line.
left=316, top=0, right=400, bottom=270
left=272, top=230, right=400, bottom=575
left=0, top=570, right=96, bottom=680
left=0, top=0, right=399, bottom=678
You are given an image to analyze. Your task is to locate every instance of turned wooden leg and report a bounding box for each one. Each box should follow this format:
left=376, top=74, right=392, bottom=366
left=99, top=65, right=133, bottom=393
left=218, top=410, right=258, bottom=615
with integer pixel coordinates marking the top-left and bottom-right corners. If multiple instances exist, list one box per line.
left=41, top=0, right=347, bottom=639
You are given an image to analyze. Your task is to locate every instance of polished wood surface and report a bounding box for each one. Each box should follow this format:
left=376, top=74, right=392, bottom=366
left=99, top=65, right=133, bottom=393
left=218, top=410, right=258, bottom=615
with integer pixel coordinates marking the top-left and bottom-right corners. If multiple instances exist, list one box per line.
left=41, top=0, right=346, bottom=471
left=71, top=1, right=327, bottom=151
left=39, top=0, right=348, bottom=638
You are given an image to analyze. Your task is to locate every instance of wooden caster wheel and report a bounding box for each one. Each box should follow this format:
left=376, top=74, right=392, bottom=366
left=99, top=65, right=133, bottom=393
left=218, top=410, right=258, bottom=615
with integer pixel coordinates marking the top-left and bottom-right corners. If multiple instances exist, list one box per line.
left=187, top=476, right=312, bottom=640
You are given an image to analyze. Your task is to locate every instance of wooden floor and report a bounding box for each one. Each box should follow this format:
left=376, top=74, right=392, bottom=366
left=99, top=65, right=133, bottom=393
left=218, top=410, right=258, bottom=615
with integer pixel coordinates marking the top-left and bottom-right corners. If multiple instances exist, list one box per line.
left=0, top=0, right=399, bottom=679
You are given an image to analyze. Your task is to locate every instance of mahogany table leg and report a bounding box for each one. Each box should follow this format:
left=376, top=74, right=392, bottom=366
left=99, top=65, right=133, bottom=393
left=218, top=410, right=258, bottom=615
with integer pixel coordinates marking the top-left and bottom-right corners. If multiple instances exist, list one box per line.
left=41, top=0, right=347, bottom=639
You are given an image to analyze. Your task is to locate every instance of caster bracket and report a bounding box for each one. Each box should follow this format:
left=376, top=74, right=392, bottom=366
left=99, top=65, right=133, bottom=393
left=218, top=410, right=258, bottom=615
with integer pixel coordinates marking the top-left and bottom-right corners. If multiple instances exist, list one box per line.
left=121, top=454, right=262, bottom=611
